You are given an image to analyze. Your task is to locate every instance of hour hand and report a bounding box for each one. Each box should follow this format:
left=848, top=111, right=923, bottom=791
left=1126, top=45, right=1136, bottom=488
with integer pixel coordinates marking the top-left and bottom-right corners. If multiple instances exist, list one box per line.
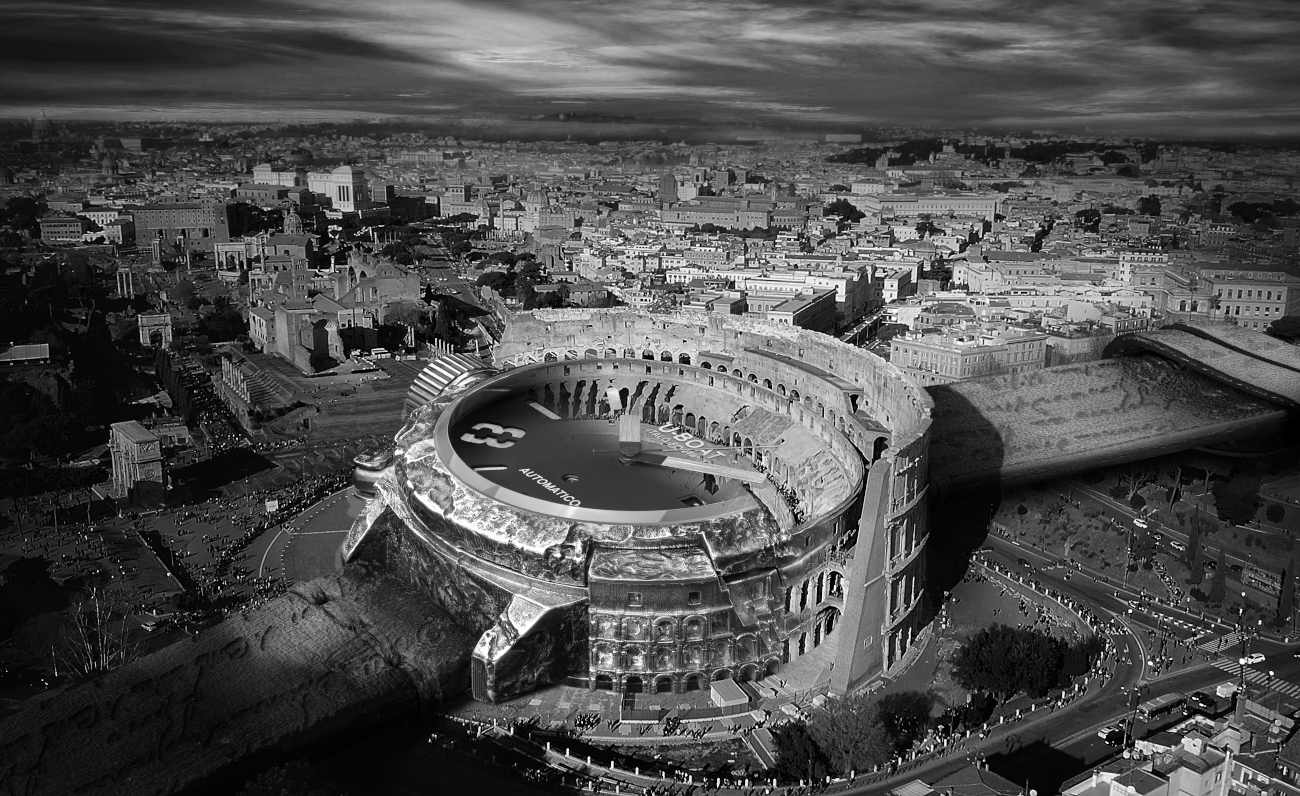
left=621, top=450, right=765, bottom=484
left=617, top=413, right=642, bottom=457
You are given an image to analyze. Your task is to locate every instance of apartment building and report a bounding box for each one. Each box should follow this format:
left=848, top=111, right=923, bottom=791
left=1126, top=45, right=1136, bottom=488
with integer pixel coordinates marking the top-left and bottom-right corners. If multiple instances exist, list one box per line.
left=891, top=326, right=1046, bottom=386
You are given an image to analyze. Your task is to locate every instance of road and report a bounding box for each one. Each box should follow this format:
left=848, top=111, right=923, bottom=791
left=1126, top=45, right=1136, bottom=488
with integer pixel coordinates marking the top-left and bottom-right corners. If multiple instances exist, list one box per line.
left=1072, top=482, right=1257, bottom=574
left=839, top=535, right=1300, bottom=795
left=254, top=488, right=361, bottom=582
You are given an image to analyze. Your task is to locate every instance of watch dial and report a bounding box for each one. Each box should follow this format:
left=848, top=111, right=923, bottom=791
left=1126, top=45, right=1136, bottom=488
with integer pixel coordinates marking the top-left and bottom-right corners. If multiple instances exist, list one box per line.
left=448, top=393, right=751, bottom=512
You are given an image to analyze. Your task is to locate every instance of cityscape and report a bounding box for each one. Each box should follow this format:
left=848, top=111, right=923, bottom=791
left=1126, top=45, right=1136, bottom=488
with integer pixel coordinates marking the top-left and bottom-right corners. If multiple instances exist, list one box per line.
left=2, top=2, right=1300, bottom=795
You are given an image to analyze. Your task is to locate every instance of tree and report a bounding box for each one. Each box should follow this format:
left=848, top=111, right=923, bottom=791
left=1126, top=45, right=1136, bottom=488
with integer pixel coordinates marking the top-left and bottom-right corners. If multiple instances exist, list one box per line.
left=1208, top=548, right=1227, bottom=604
left=1136, top=195, right=1162, bottom=216
left=1266, top=504, right=1286, bottom=524
left=876, top=691, right=933, bottom=753
left=1277, top=550, right=1296, bottom=627
left=771, top=721, right=829, bottom=781
left=54, top=587, right=137, bottom=677
left=1185, top=514, right=1209, bottom=585
left=1267, top=316, right=1300, bottom=343
left=951, top=624, right=1072, bottom=699
left=807, top=693, right=895, bottom=774
left=823, top=199, right=865, bottom=223
left=1212, top=472, right=1261, bottom=525
left=1074, top=209, right=1101, bottom=232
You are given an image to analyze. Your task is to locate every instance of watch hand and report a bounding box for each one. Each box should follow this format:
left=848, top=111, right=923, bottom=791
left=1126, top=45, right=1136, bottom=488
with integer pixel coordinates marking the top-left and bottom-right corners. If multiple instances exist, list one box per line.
left=621, top=450, right=766, bottom=485
left=617, top=412, right=642, bottom=457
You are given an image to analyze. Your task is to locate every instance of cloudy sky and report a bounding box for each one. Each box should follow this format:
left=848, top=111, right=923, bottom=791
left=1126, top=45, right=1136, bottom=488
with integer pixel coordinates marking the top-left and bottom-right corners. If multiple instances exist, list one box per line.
left=2, top=0, right=1298, bottom=137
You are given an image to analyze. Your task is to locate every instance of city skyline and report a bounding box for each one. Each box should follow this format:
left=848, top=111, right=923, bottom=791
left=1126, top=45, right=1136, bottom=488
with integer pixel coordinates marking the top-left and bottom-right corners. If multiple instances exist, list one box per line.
left=3, top=0, right=1300, bottom=138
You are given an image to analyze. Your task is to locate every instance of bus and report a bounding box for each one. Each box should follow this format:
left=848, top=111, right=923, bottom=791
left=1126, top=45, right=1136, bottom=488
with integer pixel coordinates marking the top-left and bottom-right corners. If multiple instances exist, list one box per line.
left=1136, top=693, right=1186, bottom=724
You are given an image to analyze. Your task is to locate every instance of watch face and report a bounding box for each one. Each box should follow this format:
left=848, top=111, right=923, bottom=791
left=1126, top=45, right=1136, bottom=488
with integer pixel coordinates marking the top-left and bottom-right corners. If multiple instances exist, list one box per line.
left=442, top=390, right=756, bottom=520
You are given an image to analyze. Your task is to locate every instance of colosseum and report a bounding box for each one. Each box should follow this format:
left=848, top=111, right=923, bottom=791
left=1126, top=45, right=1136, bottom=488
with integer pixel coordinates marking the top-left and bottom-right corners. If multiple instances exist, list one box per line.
left=345, top=308, right=933, bottom=702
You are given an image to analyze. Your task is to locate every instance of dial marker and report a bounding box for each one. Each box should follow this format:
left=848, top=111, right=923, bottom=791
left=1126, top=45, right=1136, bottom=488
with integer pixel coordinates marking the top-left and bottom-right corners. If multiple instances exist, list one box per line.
left=528, top=401, right=561, bottom=420
left=473, top=465, right=508, bottom=472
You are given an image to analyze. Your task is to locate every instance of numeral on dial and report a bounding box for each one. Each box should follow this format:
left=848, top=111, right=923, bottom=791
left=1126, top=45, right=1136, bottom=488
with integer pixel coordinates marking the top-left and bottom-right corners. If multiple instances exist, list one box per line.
left=460, top=422, right=527, bottom=448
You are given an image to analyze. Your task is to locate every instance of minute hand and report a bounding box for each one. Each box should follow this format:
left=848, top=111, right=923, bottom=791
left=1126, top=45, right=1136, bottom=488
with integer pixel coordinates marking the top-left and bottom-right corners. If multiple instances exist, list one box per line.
left=623, top=450, right=766, bottom=484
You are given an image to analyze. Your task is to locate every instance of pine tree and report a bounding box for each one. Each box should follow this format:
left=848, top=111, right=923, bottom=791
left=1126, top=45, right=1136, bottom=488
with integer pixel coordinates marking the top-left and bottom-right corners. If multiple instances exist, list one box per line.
left=1208, top=547, right=1227, bottom=604
left=1277, top=548, right=1296, bottom=627
left=1186, top=518, right=1204, bottom=585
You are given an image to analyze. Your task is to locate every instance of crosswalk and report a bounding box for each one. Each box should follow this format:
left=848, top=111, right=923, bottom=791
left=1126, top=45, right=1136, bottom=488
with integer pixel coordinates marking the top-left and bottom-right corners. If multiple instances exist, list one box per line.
left=1211, top=659, right=1300, bottom=701
left=1197, top=631, right=1246, bottom=654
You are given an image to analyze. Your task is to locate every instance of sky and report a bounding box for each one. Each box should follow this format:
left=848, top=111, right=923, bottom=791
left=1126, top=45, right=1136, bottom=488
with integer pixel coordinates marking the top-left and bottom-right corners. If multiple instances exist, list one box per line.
left=2, top=0, right=1299, bottom=138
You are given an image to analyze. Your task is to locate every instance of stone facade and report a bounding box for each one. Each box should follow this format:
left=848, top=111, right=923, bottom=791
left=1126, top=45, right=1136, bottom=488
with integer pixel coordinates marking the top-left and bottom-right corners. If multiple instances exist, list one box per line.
left=351, top=309, right=933, bottom=701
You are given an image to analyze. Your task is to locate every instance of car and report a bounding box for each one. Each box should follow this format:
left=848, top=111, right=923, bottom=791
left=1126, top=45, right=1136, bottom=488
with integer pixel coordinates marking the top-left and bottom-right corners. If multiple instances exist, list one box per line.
left=1242, top=653, right=1266, bottom=665
left=1097, top=724, right=1125, bottom=745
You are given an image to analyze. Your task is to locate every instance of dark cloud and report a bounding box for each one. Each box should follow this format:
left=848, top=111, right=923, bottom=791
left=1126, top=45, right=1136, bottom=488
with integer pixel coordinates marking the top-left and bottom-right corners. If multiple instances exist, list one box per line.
left=2, top=0, right=1298, bottom=136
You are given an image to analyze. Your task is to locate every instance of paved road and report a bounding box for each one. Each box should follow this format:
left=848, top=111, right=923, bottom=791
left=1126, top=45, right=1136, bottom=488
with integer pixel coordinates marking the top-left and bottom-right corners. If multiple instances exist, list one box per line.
left=254, top=488, right=360, bottom=581
left=839, top=528, right=1300, bottom=795
left=1072, top=483, right=1257, bottom=574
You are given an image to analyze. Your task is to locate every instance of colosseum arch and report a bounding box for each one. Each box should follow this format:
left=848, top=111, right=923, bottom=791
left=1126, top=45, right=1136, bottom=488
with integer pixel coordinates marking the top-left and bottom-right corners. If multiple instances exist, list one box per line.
left=699, top=360, right=711, bottom=370
left=594, top=674, right=614, bottom=690
left=604, top=347, right=617, bottom=358
left=678, top=353, right=692, bottom=365
left=711, top=668, right=733, bottom=682
left=642, top=349, right=655, bottom=360
left=584, top=348, right=599, bottom=358
left=660, top=351, right=673, bottom=362
left=543, top=352, right=558, bottom=362
left=736, top=663, right=760, bottom=683
left=624, top=675, right=644, bottom=693
left=873, top=436, right=889, bottom=461
left=654, top=674, right=675, bottom=694
left=683, top=673, right=703, bottom=691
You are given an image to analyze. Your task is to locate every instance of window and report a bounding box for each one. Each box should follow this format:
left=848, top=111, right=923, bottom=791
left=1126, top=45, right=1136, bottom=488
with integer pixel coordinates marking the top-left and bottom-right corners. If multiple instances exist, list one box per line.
left=687, top=591, right=702, bottom=606
left=626, top=591, right=643, bottom=607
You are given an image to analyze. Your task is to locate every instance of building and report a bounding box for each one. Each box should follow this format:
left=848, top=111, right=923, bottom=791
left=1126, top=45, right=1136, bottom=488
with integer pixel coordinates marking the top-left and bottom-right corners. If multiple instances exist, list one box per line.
left=307, top=166, right=373, bottom=213
left=877, top=266, right=915, bottom=304
left=349, top=309, right=933, bottom=704
left=0, top=343, right=51, bottom=367
left=744, top=287, right=839, bottom=333
left=109, top=421, right=163, bottom=499
left=891, top=327, right=1047, bottom=386
left=1204, top=269, right=1300, bottom=332
left=878, top=193, right=1001, bottom=221
left=130, top=200, right=231, bottom=252
left=39, top=215, right=91, bottom=243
